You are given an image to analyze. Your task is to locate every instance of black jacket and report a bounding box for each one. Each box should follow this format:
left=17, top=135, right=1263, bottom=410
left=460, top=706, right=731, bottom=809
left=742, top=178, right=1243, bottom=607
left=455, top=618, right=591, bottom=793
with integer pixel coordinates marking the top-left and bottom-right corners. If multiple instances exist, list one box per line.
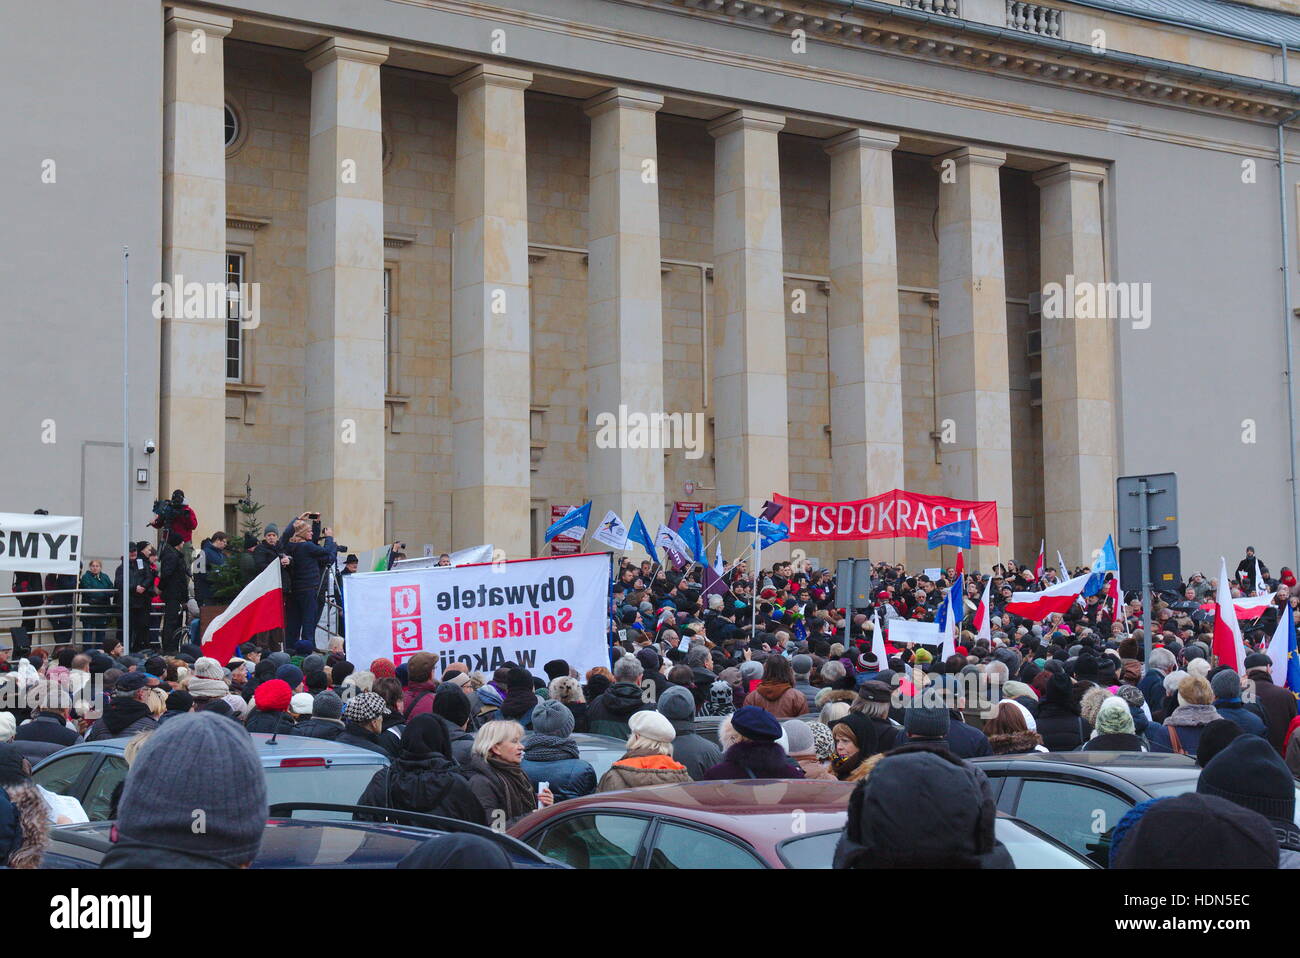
left=292, top=716, right=344, bottom=740
left=337, top=722, right=391, bottom=757
left=356, top=754, right=485, bottom=825
left=585, top=682, right=653, bottom=738
left=1036, top=705, right=1087, bottom=752
left=245, top=709, right=296, bottom=735
left=14, top=712, right=80, bottom=747
left=85, top=698, right=157, bottom=741
left=158, top=544, right=188, bottom=597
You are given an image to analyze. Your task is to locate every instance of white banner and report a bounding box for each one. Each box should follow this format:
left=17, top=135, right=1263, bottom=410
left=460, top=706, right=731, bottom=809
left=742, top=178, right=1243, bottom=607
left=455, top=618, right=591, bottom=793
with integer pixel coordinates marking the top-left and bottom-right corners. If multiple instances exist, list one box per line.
left=343, top=551, right=610, bottom=679
left=885, top=618, right=944, bottom=649
left=0, top=513, right=84, bottom=574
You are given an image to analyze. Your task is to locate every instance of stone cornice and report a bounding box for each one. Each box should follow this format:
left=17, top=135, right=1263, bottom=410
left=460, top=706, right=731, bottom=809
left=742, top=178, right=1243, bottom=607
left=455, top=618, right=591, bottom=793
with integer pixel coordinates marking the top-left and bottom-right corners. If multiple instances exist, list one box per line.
left=164, top=7, right=233, bottom=39
left=1032, top=159, right=1107, bottom=185
left=706, top=107, right=787, bottom=136
left=824, top=127, right=902, bottom=153
left=304, top=36, right=389, bottom=72
left=933, top=144, right=1007, bottom=167
left=450, top=63, right=533, bottom=95
left=583, top=86, right=666, bottom=117
left=650, top=0, right=1298, bottom=118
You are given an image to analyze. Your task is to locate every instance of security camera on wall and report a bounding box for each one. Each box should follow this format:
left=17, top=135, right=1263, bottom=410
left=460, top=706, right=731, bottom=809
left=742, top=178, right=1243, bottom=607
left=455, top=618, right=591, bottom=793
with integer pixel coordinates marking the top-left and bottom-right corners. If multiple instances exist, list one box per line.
left=143, top=439, right=157, bottom=455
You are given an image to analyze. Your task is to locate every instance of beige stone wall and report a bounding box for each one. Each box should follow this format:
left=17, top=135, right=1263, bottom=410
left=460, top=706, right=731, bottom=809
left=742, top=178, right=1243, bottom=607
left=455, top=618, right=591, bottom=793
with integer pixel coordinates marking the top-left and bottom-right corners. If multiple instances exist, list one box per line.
left=222, top=50, right=1042, bottom=563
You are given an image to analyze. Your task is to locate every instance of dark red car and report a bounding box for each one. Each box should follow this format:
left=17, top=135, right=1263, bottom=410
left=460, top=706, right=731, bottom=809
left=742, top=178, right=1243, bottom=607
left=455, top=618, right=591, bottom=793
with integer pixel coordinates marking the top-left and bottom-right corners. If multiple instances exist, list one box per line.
left=508, top=779, right=1096, bottom=869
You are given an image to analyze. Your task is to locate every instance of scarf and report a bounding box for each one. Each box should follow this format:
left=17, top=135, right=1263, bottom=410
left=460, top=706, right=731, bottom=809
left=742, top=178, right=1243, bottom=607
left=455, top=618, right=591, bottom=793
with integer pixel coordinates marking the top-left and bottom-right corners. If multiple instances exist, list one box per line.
left=523, top=734, right=580, bottom=763
left=488, top=756, right=536, bottom=820
left=1165, top=703, right=1221, bottom=727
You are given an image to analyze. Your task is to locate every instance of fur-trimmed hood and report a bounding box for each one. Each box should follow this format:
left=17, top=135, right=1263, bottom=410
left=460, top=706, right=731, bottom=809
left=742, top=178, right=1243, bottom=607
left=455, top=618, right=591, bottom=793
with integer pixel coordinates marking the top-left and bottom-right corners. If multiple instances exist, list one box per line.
left=0, top=784, right=49, bottom=869
left=819, top=689, right=857, bottom=706
left=987, top=730, right=1043, bottom=755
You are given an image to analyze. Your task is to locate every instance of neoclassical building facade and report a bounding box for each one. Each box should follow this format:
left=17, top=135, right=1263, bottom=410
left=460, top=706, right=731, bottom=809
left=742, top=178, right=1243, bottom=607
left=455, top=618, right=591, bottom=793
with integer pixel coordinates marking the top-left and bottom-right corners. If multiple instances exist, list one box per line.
left=8, top=0, right=1300, bottom=572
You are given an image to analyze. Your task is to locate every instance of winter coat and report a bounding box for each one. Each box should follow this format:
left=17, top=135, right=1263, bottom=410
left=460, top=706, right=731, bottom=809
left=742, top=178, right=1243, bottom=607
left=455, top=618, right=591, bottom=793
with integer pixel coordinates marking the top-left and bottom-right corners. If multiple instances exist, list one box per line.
left=585, top=682, right=653, bottom=739
left=597, top=751, right=692, bottom=791
left=283, top=536, right=337, bottom=594
left=1212, top=698, right=1268, bottom=739
left=15, top=712, right=80, bottom=748
left=356, top=754, right=485, bottom=825
left=401, top=681, right=440, bottom=721
left=252, top=539, right=282, bottom=574
left=292, top=716, right=344, bottom=740
left=244, top=709, right=295, bottom=735
left=158, top=543, right=188, bottom=598
left=1248, top=673, right=1298, bottom=755
left=1145, top=704, right=1223, bottom=757
left=1035, top=704, right=1088, bottom=752
left=336, top=722, right=391, bottom=757
left=793, top=678, right=819, bottom=714
left=520, top=734, right=597, bottom=801
left=561, top=701, right=589, bottom=734
left=743, top=681, right=810, bottom=719
left=0, top=784, right=49, bottom=868
left=662, top=717, right=723, bottom=781
left=461, top=754, right=536, bottom=827
left=85, top=698, right=157, bottom=741
left=702, top=740, right=806, bottom=781
left=475, top=683, right=505, bottom=725
left=791, top=753, right=835, bottom=780
left=943, top=715, right=993, bottom=759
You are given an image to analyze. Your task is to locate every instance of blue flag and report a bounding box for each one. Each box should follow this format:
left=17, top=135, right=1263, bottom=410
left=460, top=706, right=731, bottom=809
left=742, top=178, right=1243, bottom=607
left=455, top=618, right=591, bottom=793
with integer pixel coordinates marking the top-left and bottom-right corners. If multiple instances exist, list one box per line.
left=738, top=511, right=789, bottom=550
left=627, top=511, right=656, bottom=557
left=1091, top=535, right=1119, bottom=573
left=697, top=504, right=741, bottom=532
left=1082, top=571, right=1108, bottom=598
left=544, top=502, right=591, bottom=543
left=927, top=519, right=972, bottom=550
left=679, top=509, right=707, bottom=564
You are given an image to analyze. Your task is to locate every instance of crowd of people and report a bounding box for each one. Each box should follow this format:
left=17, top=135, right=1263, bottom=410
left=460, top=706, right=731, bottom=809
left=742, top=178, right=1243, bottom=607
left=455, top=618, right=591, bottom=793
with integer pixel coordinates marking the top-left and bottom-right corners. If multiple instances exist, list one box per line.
left=3, top=537, right=1300, bottom=869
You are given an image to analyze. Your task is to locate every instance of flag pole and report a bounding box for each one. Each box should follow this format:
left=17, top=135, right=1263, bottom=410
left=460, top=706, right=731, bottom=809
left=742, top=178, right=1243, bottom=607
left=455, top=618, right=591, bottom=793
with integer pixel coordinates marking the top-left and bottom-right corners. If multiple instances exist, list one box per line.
left=121, top=246, right=132, bottom=656
left=752, top=526, right=761, bottom=641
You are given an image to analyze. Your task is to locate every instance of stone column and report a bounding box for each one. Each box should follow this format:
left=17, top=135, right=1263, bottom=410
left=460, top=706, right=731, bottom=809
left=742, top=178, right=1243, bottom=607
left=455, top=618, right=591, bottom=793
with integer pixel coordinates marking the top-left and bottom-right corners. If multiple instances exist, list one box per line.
left=584, top=88, right=665, bottom=553
left=1034, top=162, right=1114, bottom=567
left=934, top=146, right=1014, bottom=569
left=451, top=65, right=532, bottom=557
left=304, top=37, right=388, bottom=548
left=160, top=8, right=231, bottom=534
left=708, top=109, right=789, bottom=557
left=825, top=128, right=905, bottom=563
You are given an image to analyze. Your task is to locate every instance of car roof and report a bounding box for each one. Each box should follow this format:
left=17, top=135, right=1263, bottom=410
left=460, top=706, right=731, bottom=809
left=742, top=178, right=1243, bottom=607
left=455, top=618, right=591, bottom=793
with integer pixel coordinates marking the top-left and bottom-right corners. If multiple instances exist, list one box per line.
left=35, top=733, right=389, bottom=769
left=531, top=779, right=854, bottom=816
left=568, top=732, right=626, bottom=747
left=970, top=751, right=1200, bottom=787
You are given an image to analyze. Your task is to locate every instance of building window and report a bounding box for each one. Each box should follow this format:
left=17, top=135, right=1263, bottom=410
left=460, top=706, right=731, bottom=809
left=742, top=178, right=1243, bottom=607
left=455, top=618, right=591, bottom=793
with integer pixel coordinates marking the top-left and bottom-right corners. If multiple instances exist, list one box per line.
left=226, top=252, right=244, bottom=382
left=224, top=104, right=239, bottom=148
left=383, top=267, right=393, bottom=393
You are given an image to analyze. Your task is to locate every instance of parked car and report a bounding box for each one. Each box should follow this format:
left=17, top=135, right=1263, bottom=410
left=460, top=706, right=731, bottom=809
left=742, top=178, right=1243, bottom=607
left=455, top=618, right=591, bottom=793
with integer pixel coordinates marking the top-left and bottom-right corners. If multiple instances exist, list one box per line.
left=508, top=779, right=1094, bottom=868
left=40, top=804, right=566, bottom=869
left=568, top=732, right=628, bottom=781
left=32, top=733, right=391, bottom=822
left=971, top=751, right=1300, bottom=867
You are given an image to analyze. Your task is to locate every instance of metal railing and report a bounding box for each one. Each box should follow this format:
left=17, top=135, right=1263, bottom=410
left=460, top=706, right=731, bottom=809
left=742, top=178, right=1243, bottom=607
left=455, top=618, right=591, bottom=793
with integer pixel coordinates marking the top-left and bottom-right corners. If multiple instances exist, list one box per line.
left=0, top=587, right=164, bottom=649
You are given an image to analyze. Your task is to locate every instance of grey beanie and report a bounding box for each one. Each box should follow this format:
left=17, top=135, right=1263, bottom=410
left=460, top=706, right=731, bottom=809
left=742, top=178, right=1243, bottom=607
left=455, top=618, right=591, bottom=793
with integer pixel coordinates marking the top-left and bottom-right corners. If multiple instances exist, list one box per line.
left=116, top=712, right=267, bottom=866
left=1211, top=668, right=1243, bottom=701
left=782, top=719, right=814, bottom=755
left=657, top=685, right=696, bottom=722
left=904, top=706, right=951, bottom=740
left=302, top=653, right=326, bottom=676
left=267, top=651, right=291, bottom=667
left=739, top=661, right=763, bottom=683
left=264, top=523, right=279, bottom=536
left=531, top=699, right=575, bottom=738
left=313, top=689, right=344, bottom=720
left=791, top=654, right=813, bottom=676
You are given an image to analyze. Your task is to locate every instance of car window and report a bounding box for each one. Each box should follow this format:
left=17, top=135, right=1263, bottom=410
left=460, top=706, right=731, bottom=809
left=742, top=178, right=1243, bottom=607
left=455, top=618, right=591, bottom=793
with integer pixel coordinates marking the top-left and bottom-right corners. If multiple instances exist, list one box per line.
left=995, top=818, right=1093, bottom=869
left=777, top=829, right=841, bottom=868
left=1013, top=779, right=1131, bottom=867
left=265, top=764, right=388, bottom=820
left=647, top=822, right=765, bottom=869
left=83, top=756, right=128, bottom=822
left=576, top=745, right=624, bottom=782
left=31, top=752, right=93, bottom=796
left=533, top=813, right=649, bottom=869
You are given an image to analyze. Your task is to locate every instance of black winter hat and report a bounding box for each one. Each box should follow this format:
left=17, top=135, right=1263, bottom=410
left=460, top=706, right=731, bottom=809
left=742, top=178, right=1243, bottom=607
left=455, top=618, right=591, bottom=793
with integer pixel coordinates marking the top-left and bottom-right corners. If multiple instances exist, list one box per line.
left=1194, top=719, right=1243, bottom=769
left=1114, top=793, right=1278, bottom=869
left=1198, top=734, right=1297, bottom=823
left=505, top=667, right=533, bottom=691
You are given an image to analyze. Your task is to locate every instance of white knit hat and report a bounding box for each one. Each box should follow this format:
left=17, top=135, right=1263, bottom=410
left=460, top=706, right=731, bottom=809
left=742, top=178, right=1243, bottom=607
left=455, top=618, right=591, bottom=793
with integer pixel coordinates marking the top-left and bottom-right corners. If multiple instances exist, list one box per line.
left=290, top=692, right=314, bottom=716
left=629, top=709, right=675, bottom=744
left=193, top=656, right=225, bottom=681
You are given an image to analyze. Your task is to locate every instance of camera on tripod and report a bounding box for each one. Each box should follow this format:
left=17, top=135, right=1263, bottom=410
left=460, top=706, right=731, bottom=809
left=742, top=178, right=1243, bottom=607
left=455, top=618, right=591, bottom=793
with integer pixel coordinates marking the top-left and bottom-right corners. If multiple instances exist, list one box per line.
left=151, top=489, right=185, bottom=527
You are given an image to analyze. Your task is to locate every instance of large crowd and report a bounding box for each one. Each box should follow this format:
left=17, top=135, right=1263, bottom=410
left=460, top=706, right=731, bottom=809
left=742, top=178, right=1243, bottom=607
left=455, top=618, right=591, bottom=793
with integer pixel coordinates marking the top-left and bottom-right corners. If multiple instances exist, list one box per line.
left=4, top=523, right=1300, bottom=869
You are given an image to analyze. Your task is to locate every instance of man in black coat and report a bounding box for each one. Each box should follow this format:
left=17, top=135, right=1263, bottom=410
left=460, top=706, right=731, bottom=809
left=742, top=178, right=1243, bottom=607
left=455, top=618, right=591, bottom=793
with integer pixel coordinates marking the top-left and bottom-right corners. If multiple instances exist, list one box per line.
left=158, top=533, right=189, bottom=653
left=1244, top=653, right=1298, bottom=754
left=1236, top=547, right=1269, bottom=595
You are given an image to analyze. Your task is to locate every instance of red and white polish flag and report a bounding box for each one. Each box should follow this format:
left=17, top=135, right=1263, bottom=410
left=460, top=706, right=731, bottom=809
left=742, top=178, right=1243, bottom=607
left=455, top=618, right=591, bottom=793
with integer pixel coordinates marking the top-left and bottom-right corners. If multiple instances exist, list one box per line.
left=974, top=575, right=992, bottom=643
left=1232, top=591, right=1276, bottom=621
left=200, top=558, right=285, bottom=665
left=1004, top=571, right=1093, bottom=621
left=1213, top=556, right=1247, bottom=671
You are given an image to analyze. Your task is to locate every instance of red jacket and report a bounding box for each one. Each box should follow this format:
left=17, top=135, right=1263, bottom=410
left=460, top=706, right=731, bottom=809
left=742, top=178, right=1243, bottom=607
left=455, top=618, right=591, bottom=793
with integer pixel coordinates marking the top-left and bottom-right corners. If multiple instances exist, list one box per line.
left=151, top=505, right=198, bottom=542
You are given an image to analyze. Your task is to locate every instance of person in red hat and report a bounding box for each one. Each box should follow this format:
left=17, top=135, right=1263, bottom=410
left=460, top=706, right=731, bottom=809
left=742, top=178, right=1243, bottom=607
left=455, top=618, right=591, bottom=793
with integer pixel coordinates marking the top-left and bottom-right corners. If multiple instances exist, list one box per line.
left=370, top=658, right=397, bottom=680
left=245, top=679, right=295, bottom=733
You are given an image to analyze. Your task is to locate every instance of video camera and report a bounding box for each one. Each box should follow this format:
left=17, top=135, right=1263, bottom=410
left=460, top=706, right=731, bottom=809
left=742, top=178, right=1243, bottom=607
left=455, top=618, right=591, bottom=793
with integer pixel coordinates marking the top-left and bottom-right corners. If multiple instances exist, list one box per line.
left=151, top=489, right=185, bottom=526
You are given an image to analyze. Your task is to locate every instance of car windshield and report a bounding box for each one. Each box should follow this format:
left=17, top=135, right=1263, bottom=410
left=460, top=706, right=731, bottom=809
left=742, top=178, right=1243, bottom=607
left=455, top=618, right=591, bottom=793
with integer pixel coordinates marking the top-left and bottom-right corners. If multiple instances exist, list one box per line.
left=264, top=764, right=385, bottom=819
left=777, top=829, right=840, bottom=868
left=995, top=818, right=1092, bottom=869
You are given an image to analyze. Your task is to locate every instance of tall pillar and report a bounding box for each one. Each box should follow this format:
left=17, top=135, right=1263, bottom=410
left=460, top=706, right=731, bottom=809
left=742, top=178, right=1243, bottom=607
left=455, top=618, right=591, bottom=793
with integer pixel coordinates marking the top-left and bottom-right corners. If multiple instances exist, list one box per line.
left=161, top=8, right=231, bottom=534
left=584, top=88, right=665, bottom=554
left=1034, top=162, right=1114, bottom=567
left=451, top=65, right=532, bottom=557
left=304, top=38, right=388, bottom=548
left=934, top=146, right=1014, bottom=569
left=825, top=128, right=905, bottom=563
left=708, top=109, right=789, bottom=557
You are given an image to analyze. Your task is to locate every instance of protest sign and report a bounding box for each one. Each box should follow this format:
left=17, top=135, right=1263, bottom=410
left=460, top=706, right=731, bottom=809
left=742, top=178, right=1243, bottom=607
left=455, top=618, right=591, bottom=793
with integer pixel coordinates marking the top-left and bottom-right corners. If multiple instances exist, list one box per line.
left=0, top=513, right=83, bottom=574
left=774, top=491, right=999, bottom=545
left=343, top=551, right=610, bottom=678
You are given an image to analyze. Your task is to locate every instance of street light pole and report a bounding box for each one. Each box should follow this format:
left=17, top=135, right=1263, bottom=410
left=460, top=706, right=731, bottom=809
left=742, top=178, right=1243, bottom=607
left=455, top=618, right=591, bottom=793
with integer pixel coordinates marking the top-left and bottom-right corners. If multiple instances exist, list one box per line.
left=122, top=247, right=131, bottom=655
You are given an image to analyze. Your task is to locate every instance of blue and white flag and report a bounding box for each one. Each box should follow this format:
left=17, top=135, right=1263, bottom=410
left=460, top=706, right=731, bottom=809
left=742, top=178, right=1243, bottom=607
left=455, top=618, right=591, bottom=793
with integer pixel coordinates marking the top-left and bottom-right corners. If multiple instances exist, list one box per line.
left=591, top=510, right=628, bottom=551
left=544, top=502, right=590, bottom=543
left=927, top=519, right=972, bottom=550
left=738, top=511, right=789, bottom=551
left=1265, top=603, right=1300, bottom=692
left=697, top=504, right=741, bottom=532
left=679, top=509, right=707, bottom=564
left=627, top=511, right=656, bottom=557
left=1092, top=535, right=1119, bottom=573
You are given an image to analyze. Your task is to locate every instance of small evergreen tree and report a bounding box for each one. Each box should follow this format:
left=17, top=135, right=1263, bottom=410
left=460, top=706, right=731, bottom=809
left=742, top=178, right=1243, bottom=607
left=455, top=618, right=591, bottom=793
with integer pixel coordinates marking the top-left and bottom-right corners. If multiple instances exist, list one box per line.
left=208, top=477, right=262, bottom=602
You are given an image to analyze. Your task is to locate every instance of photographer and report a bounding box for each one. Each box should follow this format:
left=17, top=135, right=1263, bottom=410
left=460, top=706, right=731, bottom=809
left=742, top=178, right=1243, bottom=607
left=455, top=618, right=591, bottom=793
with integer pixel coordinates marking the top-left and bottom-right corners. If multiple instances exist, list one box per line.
left=281, top=513, right=337, bottom=649
left=148, top=489, right=198, bottom=543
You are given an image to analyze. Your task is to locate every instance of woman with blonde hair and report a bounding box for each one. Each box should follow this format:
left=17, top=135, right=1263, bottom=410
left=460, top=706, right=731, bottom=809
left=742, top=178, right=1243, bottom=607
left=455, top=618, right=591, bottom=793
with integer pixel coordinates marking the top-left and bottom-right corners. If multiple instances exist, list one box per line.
left=462, top=720, right=553, bottom=826
left=1144, top=674, right=1222, bottom=757
left=547, top=675, right=588, bottom=733
left=597, top=711, right=691, bottom=791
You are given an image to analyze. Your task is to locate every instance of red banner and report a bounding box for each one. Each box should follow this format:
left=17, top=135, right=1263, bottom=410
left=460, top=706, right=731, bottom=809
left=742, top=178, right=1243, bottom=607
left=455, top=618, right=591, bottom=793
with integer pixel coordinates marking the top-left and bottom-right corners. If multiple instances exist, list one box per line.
left=773, top=490, right=999, bottom=545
